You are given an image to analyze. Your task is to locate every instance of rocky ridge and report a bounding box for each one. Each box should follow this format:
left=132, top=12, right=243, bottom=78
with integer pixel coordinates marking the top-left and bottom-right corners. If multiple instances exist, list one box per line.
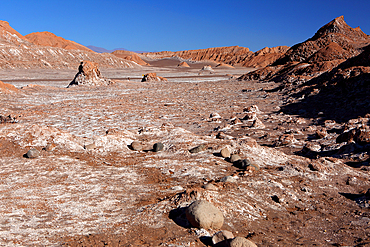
left=141, top=45, right=289, bottom=68
left=0, top=21, right=138, bottom=69
left=239, top=16, right=370, bottom=84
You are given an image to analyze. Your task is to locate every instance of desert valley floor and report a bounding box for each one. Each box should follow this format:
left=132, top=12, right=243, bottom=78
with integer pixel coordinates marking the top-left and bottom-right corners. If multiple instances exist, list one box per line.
left=0, top=59, right=369, bottom=246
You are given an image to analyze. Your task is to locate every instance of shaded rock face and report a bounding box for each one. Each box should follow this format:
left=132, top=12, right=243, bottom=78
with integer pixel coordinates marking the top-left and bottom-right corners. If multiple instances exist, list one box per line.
left=240, top=16, right=370, bottom=83
left=141, top=73, right=168, bottom=82
left=68, top=61, right=113, bottom=87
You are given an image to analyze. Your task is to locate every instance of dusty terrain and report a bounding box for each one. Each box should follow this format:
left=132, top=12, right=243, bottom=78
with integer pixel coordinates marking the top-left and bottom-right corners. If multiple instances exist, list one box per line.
left=0, top=58, right=369, bottom=247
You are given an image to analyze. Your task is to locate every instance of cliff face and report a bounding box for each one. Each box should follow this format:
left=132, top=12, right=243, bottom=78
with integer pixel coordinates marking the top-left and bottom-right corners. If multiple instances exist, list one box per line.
left=141, top=45, right=289, bottom=68
left=240, top=16, right=370, bottom=83
left=25, top=31, right=92, bottom=52
left=0, top=21, right=138, bottom=69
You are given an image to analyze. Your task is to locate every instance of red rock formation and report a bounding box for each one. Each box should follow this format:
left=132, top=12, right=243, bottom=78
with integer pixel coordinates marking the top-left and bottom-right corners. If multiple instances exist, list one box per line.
left=142, top=45, right=289, bottom=68
left=25, top=31, right=92, bottom=52
left=141, top=73, right=168, bottom=82
left=111, top=50, right=149, bottom=66
left=68, top=61, right=114, bottom=87
left=240, top=16, right=370, bottom=83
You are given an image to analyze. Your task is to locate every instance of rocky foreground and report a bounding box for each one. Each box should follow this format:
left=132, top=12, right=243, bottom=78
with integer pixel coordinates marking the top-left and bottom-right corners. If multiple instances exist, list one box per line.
left=0, top=63, right=369, bottom=246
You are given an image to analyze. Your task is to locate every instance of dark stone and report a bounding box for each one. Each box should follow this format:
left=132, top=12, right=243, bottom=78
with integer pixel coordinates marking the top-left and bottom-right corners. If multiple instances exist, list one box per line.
left=189, top=144, right=206, bottom=153
left=25, top=148, right=39, bottom=159
left=153, top=142, right=164, bottom=152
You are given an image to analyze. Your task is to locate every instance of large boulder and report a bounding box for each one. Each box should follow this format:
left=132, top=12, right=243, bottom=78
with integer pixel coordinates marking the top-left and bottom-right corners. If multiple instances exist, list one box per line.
left=141, top=73, right=168, bottom=82
left=185, top=200, right=224, bottom=229
left=67, top=61, right=114, bottom=87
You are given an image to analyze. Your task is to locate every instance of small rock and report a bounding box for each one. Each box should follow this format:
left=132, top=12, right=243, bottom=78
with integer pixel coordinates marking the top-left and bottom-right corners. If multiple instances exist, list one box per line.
left=271, top=195, right=280, bottom=203
left=212, top=230, right=234, bottom=246
left=201, top=65, right=213, bottom=71
left=44, top=143, right=56, bottom=152
left=210, top=112, right=221, bottom=119
left=242, top=112, right=257, bottom=120
left=230, top=154, right=241, bottom=163
left=336, top=129, right=356, bottom=143
left=231, top=118, right=242, bottom=125
left=26, top=148, right=39, bottom=158
left=171, top=186, right=184, bottom=191
left=84, top=143, right=96, bottom=150
left=303, top=142, right=321, bottom=152
left=202, top=183, right=218, bottom=191
left=315, top=129, right=327, bottom=139
left=130, top=141, right=143, bottom=151
left=189, top=144, right=206, bottom=153
left=355, top=128, right=370, bottom=145
left=185, top=200, right=224, bottom=229
left=244, top=105, right=260, bottom=113
left=234, top=159, right=260, bottom=171
left=220, top=148, right=231, bottom=158
left=216, top=132, right=233, bottom=140
left=229, top=237, right=257, bottom=247
left=153, top=142, right=164, bottom=152
left=251, top=118, right=265, bottom=129
left=275, top=134, right=296, bottom=146
left=219, top=176, right=238, bottom=183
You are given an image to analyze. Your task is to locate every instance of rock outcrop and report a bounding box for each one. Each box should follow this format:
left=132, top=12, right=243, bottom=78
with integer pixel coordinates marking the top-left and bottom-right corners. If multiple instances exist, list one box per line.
left=67, top=61, right=114, bottom=87
left=25, top=31, right=92, bottom=52
left=141, top=73, right=168, bottom=82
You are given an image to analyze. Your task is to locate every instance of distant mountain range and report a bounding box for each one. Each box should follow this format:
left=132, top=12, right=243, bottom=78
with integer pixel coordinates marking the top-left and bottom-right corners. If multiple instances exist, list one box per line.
left=86, top=45, right=148, bottom=54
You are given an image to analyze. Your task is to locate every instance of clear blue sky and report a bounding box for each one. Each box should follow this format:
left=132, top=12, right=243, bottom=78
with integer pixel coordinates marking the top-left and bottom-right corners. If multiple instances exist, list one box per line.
left=0, top=0, right=369, bottom=52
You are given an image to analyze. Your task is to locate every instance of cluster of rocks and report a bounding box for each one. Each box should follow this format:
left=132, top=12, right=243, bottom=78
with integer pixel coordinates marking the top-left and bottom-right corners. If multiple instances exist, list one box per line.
left=299, top=115, right=370, bottom=166
left=0, top=114, right=19, bottom=124
left=185, top=200, right=257, bottom=247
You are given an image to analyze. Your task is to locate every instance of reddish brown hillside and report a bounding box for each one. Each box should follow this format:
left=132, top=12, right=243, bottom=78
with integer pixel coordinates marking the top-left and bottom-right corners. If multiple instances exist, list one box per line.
left=25, top=31, right=92, bottom=52
left=0, top=20, right=27, bottom=45
left=240, top=16, right=370, bottom=83
left=111, top=50, right=149, bottom=66
left=0, top=21, right=138, bottom=69
left=142, top=45, right=289, bottom=68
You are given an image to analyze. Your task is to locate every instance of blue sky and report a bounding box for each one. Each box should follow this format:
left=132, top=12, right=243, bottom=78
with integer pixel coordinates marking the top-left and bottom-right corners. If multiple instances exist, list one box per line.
left=0, top=0, right=369, bottom=52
